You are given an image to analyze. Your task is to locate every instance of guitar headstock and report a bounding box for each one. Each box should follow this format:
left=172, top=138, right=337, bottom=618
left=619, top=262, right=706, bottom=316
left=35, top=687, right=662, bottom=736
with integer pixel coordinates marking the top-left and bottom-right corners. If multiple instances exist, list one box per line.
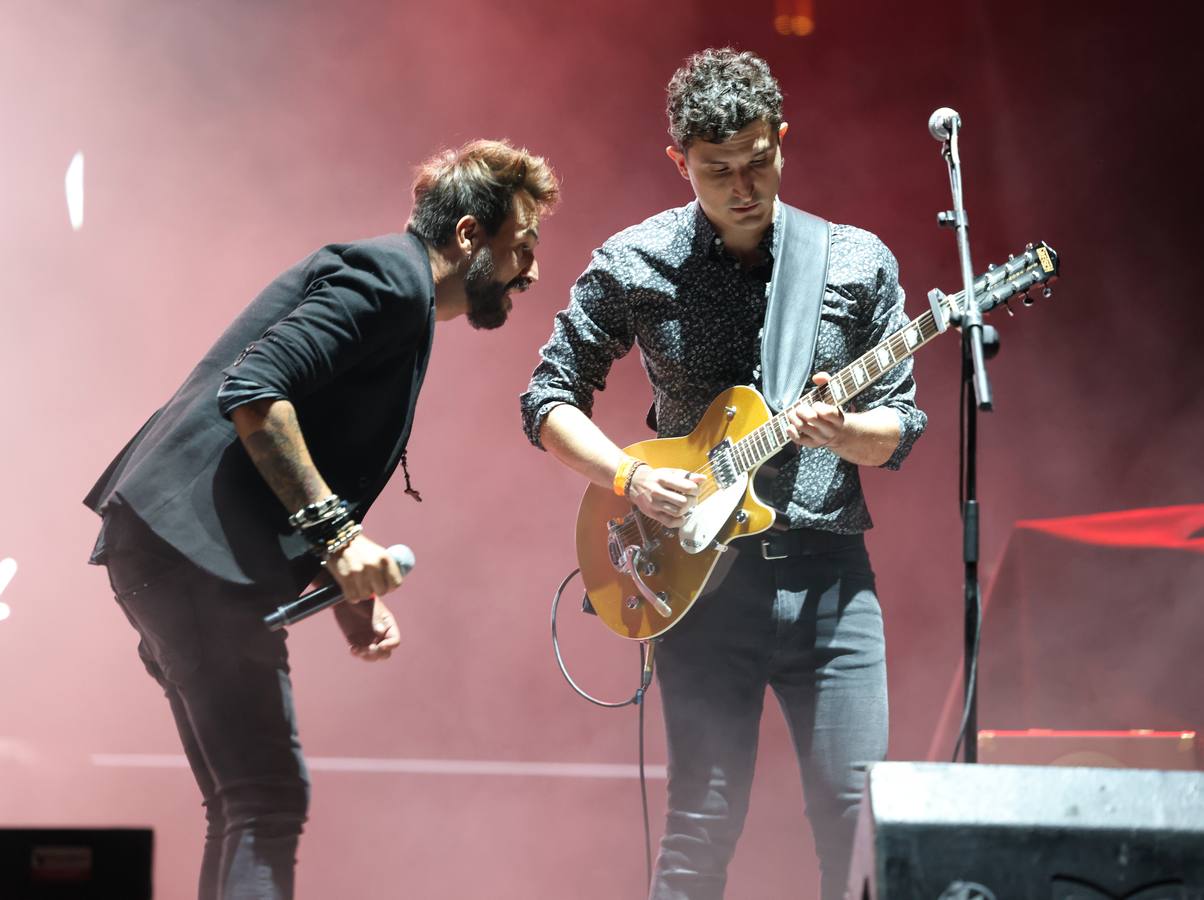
left=974, top=241, right=1059, bottom=313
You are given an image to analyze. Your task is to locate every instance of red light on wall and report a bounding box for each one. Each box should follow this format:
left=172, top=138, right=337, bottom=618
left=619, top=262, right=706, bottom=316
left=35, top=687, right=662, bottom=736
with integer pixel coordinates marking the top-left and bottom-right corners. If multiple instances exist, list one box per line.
left=774, top=0, right=815, bottom=36
left=978, top=729, right=1199, bottom=771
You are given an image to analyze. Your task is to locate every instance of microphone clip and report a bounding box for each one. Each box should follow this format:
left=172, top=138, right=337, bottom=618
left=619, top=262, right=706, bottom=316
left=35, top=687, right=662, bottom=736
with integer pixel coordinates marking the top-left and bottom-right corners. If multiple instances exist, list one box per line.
left=937, top=209, right=969, bottom=230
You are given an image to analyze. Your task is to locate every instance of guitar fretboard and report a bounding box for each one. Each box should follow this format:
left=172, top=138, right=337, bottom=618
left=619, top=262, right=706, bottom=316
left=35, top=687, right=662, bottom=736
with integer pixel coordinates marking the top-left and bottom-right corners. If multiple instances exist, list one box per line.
left=728, top=245, right=1051, bottom=475
left=728, top=293, right=951, bottom=474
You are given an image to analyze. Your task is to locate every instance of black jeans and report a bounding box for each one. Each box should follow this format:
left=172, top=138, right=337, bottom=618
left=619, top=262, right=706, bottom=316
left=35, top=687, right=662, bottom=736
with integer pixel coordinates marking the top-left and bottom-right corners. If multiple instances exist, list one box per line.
left=104, top=525, right=309, bottom=900
left=649, top=530, right=887, bottom=900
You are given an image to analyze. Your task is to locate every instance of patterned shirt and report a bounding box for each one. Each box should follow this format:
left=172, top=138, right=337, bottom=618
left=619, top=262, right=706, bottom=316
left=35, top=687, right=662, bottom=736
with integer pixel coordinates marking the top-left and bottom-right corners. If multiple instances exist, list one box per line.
left=520, top=201, right=926, bottom=533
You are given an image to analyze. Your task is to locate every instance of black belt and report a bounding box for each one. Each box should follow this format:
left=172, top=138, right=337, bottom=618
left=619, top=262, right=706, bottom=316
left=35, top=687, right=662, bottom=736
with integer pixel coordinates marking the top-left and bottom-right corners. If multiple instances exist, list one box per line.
left=758, top=528, right=864, bottom=561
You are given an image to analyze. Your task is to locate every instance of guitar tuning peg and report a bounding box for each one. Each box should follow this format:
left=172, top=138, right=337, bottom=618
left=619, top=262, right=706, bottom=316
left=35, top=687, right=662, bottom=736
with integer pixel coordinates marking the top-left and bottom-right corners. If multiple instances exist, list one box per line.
left=1042, top=286, right=1053, bottom=299
left=987, top=263, right=996, bottom=271
left=1007, top=253, right=1015, bottom=261
left=1004, top=300, right=1015, bottom=317
left=1025, top=242, right=1034, bottom=251
left=1021, top=293, right=1034, bottom=307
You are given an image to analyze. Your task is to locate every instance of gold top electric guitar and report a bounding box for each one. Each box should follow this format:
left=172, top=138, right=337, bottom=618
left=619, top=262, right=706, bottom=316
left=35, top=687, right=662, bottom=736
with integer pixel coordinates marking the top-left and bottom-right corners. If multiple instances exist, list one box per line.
left=575, top=242, right=1060, bottom=641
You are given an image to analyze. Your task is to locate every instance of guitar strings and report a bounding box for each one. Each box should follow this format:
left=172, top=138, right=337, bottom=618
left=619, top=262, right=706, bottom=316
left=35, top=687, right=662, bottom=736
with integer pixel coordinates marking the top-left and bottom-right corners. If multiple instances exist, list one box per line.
left=608, top=257, right=1045, bottom=546
left=611, top=387, right=863, bottom=544
left=609, top=376, right=861, bottom=545
left=611, top=285, right=950, bottom=542
left=610, top=409, right=790, bottom=543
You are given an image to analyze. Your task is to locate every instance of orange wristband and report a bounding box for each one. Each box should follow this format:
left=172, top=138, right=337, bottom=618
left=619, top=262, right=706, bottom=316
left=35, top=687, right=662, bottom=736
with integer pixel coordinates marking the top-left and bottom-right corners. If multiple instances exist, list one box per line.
left=613, top=457, right=636, bottom=496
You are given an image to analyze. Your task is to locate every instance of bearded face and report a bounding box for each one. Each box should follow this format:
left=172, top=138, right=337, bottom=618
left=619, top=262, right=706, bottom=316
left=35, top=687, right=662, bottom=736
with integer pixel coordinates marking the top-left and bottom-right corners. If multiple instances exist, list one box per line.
left=463, top=244, right=533, bottom=330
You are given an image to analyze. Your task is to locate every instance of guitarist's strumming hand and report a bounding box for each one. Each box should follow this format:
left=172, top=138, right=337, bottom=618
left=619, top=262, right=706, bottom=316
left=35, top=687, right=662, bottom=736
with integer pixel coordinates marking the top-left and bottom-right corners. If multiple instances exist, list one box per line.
left=628, top=465, right=707, bottom=528
left=784, top=372, right=847, bottom=450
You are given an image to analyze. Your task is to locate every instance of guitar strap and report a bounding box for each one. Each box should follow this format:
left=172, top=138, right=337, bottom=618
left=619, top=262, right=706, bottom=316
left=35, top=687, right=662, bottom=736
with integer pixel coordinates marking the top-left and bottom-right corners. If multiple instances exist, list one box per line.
left=760, top=202, right=832, bottom=413
left=644, top=203, right=832, bottom=433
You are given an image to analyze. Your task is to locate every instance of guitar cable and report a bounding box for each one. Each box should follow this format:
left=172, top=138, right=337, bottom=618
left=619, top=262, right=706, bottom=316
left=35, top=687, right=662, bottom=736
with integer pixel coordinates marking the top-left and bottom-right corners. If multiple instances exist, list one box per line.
left=950, top=585, right=983, bottom=763
left=550, top=567, right=656, bottom=888
left=950, top=364, right=984, bottom=764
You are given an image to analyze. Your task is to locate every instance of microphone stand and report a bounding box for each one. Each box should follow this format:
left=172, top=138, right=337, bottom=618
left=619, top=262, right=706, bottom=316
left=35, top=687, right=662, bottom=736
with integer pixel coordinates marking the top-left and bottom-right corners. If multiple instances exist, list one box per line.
left=936, top=117, right=993, bottom=764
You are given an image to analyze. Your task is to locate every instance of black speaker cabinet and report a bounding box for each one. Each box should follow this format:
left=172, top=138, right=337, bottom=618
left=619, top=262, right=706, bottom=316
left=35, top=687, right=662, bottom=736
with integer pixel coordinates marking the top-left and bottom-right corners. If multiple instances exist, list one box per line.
left=847, top=762, right=1204, bottom=900
left=0, top=828, right=152, bottom=900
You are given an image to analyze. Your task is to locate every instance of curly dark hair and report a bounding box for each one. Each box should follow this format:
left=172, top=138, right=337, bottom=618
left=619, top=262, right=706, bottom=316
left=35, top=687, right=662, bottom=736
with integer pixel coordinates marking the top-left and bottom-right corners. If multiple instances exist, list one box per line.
left=408, top=139, right=559, bottom=247
left=666, top=48, right=783, bottom=148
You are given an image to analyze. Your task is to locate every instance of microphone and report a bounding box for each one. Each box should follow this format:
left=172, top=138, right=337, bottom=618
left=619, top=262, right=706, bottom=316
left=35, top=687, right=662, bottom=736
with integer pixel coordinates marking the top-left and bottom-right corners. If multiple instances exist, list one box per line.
left=263, top=544, right=415, bottom=631
left=928, top=107, right=961, bottom=141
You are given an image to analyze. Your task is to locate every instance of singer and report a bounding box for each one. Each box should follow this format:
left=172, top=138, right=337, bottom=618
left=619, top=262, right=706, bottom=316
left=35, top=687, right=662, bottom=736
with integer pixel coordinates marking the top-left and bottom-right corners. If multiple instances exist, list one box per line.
left=521, top=49, right=925, bottom=900
left=84, top=140, right=559, bottom=899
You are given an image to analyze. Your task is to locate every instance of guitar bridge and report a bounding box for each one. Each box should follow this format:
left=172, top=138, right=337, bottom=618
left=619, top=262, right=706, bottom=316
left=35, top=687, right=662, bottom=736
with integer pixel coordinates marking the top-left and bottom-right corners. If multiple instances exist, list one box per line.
left=605, top=515, right=672, bottom=617
left=607, top=514, right=658, bottom=571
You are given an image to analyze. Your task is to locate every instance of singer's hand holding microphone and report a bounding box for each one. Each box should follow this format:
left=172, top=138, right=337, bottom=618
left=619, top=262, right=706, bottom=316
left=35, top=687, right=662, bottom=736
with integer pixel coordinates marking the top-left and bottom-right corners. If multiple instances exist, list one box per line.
left=326, top=534, right=409, bottom=602
left=326, top=535, right=411, bottom=663
left=264, top=535, right=415, bottom=662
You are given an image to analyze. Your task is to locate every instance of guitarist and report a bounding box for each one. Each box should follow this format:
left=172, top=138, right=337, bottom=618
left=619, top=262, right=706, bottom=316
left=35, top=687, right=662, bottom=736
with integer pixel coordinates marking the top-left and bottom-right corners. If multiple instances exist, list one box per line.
left=521, top=49, right=926, bottom=900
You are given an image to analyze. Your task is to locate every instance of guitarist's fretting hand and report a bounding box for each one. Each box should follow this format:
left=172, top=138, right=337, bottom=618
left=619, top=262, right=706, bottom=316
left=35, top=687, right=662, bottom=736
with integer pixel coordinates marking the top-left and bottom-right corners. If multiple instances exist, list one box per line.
left=628, top=466, right=707, bottom=528
left=784, top=372, right=847, bottom=449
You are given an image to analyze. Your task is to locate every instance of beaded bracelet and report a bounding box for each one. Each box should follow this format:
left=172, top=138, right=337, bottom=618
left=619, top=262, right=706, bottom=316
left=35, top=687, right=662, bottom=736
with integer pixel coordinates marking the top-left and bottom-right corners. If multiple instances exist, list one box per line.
left=301, top=509, right=352, bottom=546
left=320, top=522, right=363, bottom=560
left=289, top=494, right=363, bottom=560
left=622, top=460, right=646, bottom=497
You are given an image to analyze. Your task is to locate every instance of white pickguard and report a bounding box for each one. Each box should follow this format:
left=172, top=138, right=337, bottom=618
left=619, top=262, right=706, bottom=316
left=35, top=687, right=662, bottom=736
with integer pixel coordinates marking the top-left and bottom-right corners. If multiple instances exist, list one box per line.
left=678, top=474, right=747, bottom=554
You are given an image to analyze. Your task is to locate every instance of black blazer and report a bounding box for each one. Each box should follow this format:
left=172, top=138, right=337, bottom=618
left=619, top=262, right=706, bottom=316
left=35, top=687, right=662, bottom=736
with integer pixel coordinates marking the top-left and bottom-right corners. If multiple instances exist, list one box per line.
left=85, top=231, right=435, bottom=592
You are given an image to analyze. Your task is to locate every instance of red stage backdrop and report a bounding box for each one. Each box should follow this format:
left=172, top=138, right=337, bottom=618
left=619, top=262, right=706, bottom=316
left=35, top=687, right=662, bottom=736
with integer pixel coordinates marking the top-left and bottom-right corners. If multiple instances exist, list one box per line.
left=1, top=2, right=1200, bottom=897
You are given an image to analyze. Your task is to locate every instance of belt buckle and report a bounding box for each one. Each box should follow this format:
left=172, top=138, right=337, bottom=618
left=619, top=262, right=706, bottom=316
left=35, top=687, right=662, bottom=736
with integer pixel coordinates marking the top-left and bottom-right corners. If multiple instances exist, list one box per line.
left=760, top=538, right=788, bottom=561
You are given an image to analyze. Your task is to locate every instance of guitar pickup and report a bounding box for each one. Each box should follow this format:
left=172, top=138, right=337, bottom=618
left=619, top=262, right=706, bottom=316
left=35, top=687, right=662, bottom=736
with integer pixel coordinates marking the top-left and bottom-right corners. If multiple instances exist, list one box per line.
left=708, top=439, right=738, bottom=488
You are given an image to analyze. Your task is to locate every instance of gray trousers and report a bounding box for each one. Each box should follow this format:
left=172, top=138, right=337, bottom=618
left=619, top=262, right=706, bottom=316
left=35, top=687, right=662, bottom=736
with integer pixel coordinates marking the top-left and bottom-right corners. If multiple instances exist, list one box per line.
left=649, top=529, right=888, bottom=900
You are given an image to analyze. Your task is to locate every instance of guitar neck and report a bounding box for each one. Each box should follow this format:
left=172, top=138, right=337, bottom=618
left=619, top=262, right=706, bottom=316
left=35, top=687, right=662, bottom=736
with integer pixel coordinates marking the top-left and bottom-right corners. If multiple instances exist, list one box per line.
left=726, top=242, right=1056, bottom=475
left=730, top=292, right=958, bottom=473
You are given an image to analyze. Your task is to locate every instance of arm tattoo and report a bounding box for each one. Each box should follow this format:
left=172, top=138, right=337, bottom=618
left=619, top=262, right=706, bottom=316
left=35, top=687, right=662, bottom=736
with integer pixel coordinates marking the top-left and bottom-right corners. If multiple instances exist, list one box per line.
left=237, top=401, right=330, bottom=512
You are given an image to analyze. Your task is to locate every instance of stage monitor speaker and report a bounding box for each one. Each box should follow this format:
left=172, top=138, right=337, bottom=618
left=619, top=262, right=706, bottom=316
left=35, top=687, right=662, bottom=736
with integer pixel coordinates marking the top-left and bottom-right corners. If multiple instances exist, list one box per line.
left=0, top=827, right=152, bottom=900
left=847, top=762, right=1204, bottom=900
